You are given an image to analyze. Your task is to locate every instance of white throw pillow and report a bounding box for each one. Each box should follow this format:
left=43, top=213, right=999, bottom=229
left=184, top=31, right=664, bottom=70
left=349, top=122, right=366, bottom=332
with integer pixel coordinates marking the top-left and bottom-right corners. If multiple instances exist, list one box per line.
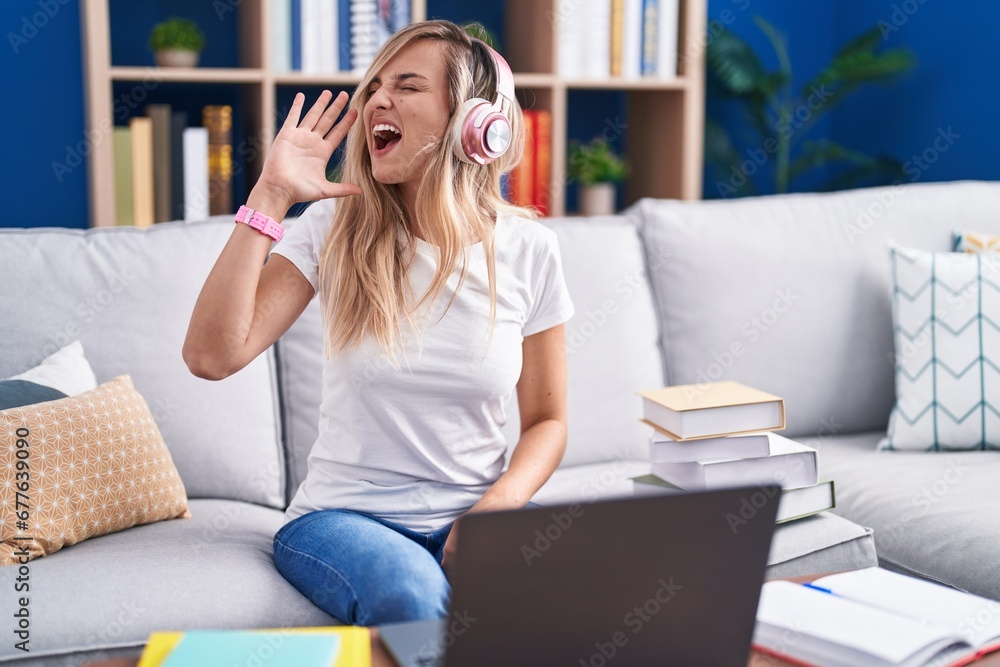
left=882, top=243, right=1000, bottom=450
left=7, top=340, right=99, bottom=397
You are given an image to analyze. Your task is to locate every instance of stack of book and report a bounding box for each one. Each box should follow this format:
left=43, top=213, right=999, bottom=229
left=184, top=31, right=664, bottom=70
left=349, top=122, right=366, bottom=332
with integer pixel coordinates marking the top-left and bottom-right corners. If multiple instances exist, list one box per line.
left=558, top=0, right=679, bottom=80
left=632, top=380, right=836, bottom=524
left=112, top=103, right=231, bottom=227
left=270, top=0, right=410, bottom=74
left=505, top=109, right=552, bottom=216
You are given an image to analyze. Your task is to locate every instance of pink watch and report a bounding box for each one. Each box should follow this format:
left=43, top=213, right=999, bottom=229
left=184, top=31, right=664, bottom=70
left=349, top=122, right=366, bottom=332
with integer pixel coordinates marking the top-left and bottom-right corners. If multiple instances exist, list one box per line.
left=235, top=205, right=284, bottom=242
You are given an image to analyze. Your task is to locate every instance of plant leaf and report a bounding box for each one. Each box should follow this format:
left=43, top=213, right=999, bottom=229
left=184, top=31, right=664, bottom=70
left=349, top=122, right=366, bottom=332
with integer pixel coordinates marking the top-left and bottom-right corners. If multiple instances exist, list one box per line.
left=834, top=26, right=883, bottom=59
left=706, top=27, right=770, bottom=97
left=788, top=139, right=905, bottom=186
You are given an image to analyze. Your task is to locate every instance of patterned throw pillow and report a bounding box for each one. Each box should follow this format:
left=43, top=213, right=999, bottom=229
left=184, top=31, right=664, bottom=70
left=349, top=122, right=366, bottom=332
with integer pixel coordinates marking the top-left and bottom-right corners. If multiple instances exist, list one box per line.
left=954, top=229, right=1000, bottom=254
left=882, top=243, right=1000, bottom=450
left=0, top=375, right=191, bottom=565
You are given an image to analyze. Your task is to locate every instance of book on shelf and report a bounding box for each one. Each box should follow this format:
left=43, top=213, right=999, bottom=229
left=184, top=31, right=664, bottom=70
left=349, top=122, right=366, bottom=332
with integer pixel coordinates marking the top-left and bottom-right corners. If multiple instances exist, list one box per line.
left=203, top=105, right=233, bottom=216
left=657, top=0, right=679, bottom=78
left=146, top=104, right=172, bottom=224
left=631, top=474, right=835, bottom=524
left=138, top=626, right=371, bottom=667
left=128, top=116, right=154, bottom=229
left=649, top=430, right=771, bottom=463
left=533, top=109, right=552, bottom=216
left=637, top=380, right=786, bottom=440
left=182, top=127, right=210, bottom=221
left=112, top=127, right=133, bottom=227
left=169, top=111, right=187, bottom=222
left=507, top=109, right=552, bottom=215
left=650, top=432, right=817, bottom=490
left=755, top=568, right=1000, bottom=667
left=272, top=0, right=292, bottom=72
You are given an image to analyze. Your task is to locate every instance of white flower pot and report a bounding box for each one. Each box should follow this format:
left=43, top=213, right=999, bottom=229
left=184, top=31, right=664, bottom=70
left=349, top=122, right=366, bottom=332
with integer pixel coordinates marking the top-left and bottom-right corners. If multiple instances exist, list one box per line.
left=155, top=49, right=200, bottom=68
left=578, top=183, right=617, bottom=216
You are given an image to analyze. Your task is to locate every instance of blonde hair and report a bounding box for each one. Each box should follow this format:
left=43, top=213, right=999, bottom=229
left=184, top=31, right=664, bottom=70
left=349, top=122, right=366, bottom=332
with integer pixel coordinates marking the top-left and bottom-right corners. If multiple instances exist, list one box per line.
left=318, top=20, right=537, bottom=362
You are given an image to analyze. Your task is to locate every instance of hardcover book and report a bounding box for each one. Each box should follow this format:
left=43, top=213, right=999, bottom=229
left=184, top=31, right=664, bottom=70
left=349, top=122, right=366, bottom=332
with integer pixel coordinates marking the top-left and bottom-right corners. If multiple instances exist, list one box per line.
left=637, top=380, right=786, bottom=440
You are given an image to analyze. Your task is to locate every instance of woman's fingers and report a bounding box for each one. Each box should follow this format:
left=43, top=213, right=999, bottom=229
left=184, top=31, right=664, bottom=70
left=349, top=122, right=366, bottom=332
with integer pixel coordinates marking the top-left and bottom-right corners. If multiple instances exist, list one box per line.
left=322, top=181, right=362, bottom=199
left=313, top=90, right=350, bottom=137
left=281, top=92, right=305, bottom=132
left=299, top=89, right=335, bottom=132
left=324, top=107, right=358, bottom=148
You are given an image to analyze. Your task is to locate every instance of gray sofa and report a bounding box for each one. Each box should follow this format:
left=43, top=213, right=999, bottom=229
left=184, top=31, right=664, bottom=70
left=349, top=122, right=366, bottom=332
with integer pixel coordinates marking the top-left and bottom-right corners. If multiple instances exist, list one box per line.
left=3, top=180, right=995, bottom=665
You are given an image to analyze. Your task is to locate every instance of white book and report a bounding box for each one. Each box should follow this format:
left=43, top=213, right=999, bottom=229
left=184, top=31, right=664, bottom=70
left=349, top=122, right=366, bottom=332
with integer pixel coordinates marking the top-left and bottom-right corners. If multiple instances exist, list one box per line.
left=351, top=0, right=378, bottom=74
left=300, top=0, right=323, bottom=74
left=581, top=0, right=612, bottom=79
left=657, top=0, right=679, bottom=78
left=622, top=0, right=642, bottom=78
left=650, top=433, right=817, bottom=490
left=650, top=431, right=771, bottom=463
left=181, top=127, right=209, bottom=221
left=638, top=381, right=786, bottom=440
left=632, top=476, right=836, bottom=524
left=557, top=0, right=583, bottom=79
left=317, top=0, right=338, bottom=74
left=270, top=0, right=291, bottom=72
left=755, top=569, right=1000, bottom=667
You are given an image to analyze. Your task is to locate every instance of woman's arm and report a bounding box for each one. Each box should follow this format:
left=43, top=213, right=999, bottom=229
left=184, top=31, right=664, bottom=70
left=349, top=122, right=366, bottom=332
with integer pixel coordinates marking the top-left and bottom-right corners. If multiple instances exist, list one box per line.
left=441, top=324, right=568, bottom=570
left=182, top=90, right=360, bottom=380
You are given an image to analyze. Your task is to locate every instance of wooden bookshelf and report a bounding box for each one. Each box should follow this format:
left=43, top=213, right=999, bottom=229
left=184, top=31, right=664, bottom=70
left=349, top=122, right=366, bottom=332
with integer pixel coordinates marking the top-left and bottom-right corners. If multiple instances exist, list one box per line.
left=80, top=0, right=705, bottom=227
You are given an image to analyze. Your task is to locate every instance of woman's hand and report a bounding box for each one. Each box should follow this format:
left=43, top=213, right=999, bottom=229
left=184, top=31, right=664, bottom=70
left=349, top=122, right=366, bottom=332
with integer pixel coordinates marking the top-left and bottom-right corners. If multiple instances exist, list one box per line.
left=250, top=90, right=362, bottom=215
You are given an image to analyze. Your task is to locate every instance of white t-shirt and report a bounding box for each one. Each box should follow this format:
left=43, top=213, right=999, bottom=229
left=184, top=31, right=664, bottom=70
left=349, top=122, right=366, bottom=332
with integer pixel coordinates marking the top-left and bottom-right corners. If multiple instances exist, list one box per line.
left=271, top=199, right=575, bottom=532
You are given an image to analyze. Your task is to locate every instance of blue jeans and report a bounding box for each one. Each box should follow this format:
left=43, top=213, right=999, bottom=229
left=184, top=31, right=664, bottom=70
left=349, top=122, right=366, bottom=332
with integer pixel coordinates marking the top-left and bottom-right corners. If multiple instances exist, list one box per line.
left=272, top=508, right=453, bottom=626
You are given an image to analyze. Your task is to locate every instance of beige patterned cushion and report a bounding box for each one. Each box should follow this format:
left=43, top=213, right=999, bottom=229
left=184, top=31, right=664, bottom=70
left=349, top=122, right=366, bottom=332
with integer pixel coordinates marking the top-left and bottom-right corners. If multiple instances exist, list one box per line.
left=0, top=375, right=191, bottom=565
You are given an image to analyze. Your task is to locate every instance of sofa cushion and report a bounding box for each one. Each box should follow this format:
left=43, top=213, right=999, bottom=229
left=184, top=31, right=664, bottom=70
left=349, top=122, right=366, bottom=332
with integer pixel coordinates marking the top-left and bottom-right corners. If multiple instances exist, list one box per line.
left=533, top=459, right=877, bottom=578
left=0, top=220, right=285, bottom=508
left=630, top=181, right=1000, bottom=439
left=819, top=431, right=1000, bottom=600
left=501, top=215, right=665, bottom=466
left=953, top=228, right=1000, bottom=253
left=0, top=499, right=336, bottom=665
left=6, top=340, right=98, bottom=398
left=883, top=244, right=1000, bottom=450
left=0, top=375, right=192, bottom=565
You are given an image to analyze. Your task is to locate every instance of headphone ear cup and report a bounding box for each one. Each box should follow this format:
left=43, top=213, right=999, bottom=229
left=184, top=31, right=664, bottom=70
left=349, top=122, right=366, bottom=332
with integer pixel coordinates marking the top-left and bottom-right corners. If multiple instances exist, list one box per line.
left=452, top=98, right=493, bottom=164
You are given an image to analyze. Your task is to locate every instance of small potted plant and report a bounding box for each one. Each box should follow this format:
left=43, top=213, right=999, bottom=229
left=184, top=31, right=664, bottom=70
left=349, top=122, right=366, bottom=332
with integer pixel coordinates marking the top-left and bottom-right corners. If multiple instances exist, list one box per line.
left=568, top=139, right=627, bottom=216
left=149, top=17, right=205, bottom=68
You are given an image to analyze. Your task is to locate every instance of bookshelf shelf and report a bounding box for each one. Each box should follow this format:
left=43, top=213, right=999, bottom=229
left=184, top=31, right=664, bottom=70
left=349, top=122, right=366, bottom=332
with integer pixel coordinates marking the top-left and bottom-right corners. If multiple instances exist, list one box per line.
left=110, top=67, right=267, bottom=83
left=81, top=0, right=705, bottom=227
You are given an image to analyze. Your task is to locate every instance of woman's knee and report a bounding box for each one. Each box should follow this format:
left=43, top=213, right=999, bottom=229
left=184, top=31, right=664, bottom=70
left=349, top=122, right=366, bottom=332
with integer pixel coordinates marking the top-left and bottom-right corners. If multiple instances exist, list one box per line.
left=357, top=559, right=450, bottom=625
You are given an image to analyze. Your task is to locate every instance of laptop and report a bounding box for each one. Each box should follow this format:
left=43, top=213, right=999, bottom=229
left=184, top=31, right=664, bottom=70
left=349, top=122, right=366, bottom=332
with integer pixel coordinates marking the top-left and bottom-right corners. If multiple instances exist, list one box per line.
left=379, top=486, right=780, bottom=667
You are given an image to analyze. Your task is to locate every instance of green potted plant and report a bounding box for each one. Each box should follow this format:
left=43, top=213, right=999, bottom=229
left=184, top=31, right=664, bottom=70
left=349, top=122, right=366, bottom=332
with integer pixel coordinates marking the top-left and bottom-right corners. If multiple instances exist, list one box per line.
left=705, top=18, right=915, bottom=196
left=149, top=17, right=205, bottom=68
left=568, top=139, right=627, bottom=216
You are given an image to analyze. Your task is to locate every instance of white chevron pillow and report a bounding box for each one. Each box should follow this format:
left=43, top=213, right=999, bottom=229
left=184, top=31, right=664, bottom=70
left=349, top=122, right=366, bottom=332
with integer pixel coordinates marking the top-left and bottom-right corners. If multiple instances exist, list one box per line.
left=882, top=243, right=1000, bottom=450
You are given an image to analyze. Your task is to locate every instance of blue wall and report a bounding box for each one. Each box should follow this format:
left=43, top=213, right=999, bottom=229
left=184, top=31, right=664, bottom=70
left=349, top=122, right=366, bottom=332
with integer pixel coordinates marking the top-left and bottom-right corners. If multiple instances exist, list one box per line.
left=1, top=0, right=997, bottom=228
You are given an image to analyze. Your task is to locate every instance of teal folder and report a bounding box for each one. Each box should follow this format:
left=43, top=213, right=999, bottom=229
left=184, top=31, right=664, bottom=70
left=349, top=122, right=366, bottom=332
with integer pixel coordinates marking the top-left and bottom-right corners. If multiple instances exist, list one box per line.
left=161, top=630, right=341, bottom=667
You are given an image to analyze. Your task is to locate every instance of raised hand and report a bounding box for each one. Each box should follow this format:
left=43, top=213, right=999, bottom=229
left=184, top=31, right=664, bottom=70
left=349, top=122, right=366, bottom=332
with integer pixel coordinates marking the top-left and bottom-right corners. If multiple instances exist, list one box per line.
left=251, top=90, right=361, bottom=215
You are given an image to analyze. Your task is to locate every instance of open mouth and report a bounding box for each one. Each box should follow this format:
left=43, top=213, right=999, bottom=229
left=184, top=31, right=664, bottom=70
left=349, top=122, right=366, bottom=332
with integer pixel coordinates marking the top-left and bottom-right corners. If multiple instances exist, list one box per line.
left=373, top=123, right=402, bottom=155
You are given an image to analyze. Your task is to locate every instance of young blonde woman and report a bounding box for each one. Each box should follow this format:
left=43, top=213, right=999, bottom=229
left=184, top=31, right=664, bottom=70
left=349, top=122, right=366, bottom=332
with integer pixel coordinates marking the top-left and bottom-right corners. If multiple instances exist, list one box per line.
left=183, top=20, right=574, bottom=626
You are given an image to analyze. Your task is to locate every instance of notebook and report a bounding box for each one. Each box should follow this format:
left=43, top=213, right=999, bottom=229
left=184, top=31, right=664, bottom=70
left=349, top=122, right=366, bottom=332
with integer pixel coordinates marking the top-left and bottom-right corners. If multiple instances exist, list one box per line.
left=160, top=630, right=340, bottom=667
left=754, top=567, right=1000, bottom=667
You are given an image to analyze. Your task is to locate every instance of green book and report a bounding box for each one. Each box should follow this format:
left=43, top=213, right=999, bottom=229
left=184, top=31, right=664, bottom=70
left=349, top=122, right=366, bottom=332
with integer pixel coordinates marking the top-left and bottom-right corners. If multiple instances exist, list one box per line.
left=112, top=127, right=133, bottom=227
left=631, top=475, right=836, bottom=524
left=161, top=630, right=341, bottom=667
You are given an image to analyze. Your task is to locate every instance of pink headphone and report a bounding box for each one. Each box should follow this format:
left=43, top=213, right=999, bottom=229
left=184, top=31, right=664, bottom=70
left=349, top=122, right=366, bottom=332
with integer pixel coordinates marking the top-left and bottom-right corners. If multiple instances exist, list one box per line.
left=452, top=42, right=516, bottom=166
